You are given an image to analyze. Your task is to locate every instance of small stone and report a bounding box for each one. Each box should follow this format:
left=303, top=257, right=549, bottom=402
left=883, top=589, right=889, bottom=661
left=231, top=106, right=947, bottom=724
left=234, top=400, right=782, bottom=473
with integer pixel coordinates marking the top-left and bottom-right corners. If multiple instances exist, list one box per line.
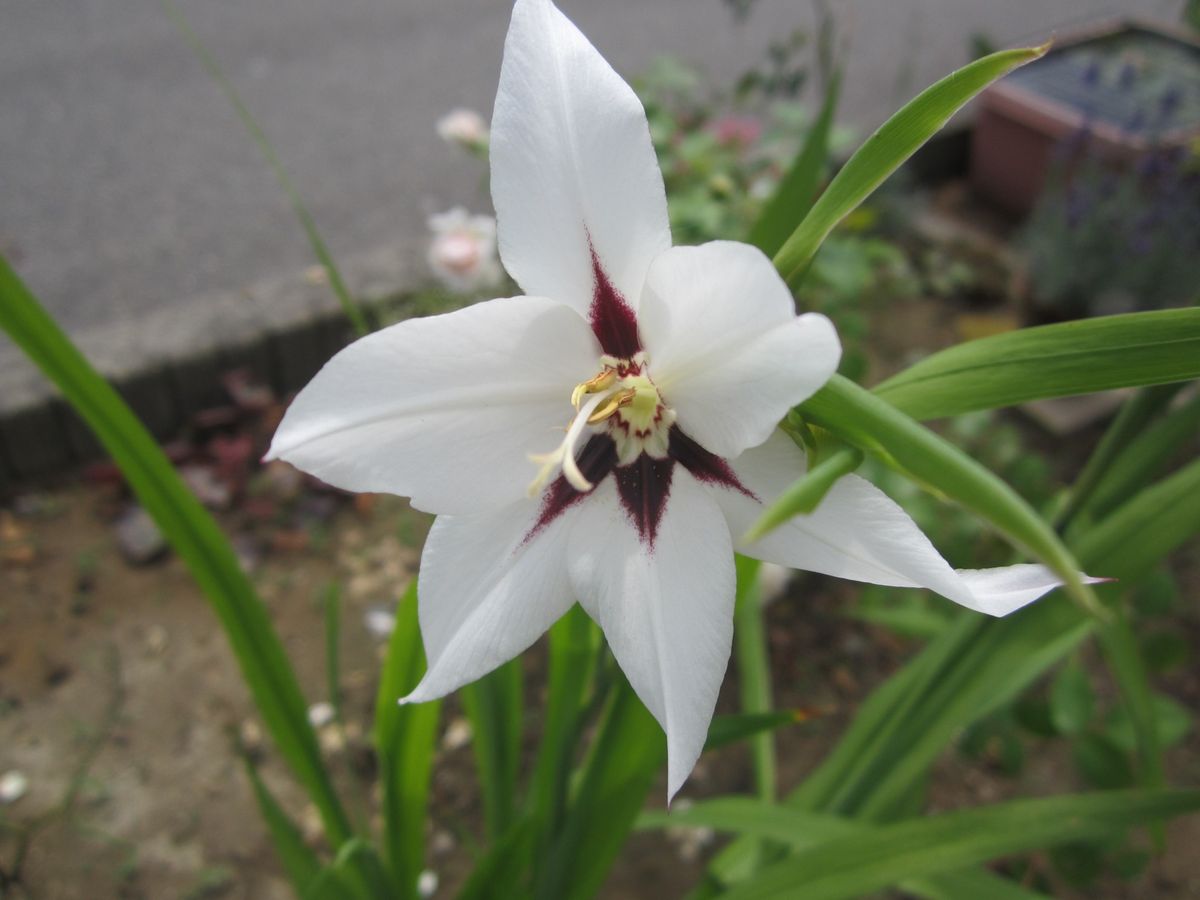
left=441, top=717, right=472, bottom=752
left=239, top=720, right=264, bottom=757
left=417, top=870, right=439, bottom=898
left=307, top=702, right=336, bottom=729
left=300, top=803, right=324, bottom=846
left=181, top=465, right=233, bottom=510
left=364, top=607, right=397, bottom=639
left=0, top=770, right=28, bottom=804
left=145, top=625, right=169, bottom=655
left=114, top=506, right=167, bottom=565
left=430, top=830, right=455, bottom=856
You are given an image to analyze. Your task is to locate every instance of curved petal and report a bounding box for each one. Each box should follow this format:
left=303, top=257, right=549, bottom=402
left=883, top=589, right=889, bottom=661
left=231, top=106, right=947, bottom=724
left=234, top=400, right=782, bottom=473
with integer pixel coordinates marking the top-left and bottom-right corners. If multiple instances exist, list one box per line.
left=403, top=498, right=579, bottom=703
left=491, top=0, right=671, bottom=315
left=716, top=431, right=1079, bottom=616
left=568, top=472, right=735, bottom=801
left=639, top=242, right=841, bottom=460
left=267, top=296, right=598, bottom=516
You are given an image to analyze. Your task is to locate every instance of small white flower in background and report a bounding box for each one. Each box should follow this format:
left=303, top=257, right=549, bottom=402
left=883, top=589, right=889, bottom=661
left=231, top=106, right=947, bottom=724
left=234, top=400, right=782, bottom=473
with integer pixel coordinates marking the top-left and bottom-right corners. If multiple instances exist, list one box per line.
left=426, top=208, right=503, bottom=293
left=436, top=108, right=489, bottom=150
left=270, top=0, right=1080, bottom=801
left=0, top=770, right=28, bottom=804
left=307, top=701, right=336, bottom=729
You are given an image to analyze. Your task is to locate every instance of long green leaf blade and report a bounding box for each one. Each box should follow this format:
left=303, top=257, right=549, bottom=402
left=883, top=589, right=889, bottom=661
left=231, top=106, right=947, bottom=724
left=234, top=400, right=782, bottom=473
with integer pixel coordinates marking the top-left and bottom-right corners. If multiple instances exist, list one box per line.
left=773, top=44, right=1047, bottom=284
left=243, top=756, right=323, bottom=895
left=463, top=659, right=524, bottom=841
left=0, top=255, right=353, bottom=845
left=719, top=790, right=1200, bottom=900
left=747, top=70, right=841, bottom=257
left=873, top=309, right=1200, bottom=420
left=375, top=581, right=440, bottom=898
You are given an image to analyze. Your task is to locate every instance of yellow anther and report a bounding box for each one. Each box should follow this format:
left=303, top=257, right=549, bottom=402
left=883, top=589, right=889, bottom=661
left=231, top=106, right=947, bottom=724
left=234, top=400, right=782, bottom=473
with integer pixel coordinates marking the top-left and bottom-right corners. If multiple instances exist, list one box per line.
left=571, top=369, right=617, bottom=409
left=586, top=388, right=636, bottom=424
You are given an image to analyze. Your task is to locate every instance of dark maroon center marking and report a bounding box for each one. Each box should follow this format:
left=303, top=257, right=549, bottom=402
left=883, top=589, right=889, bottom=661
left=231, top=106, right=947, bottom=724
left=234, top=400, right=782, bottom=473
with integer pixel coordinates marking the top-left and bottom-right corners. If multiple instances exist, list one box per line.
left=524, top=434, right=618, bottom=543
left=523, top=425, right=757, bottom=550
left=615, top=453, right=674, bottom=547
left=588, top=250, right=641, bottom=359
left=668, top=427, right=756, bottom=500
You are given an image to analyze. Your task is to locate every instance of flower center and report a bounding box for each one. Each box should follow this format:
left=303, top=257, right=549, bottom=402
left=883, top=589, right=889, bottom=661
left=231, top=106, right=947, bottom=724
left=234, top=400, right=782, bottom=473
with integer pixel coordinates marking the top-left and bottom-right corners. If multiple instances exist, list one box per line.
left=527, top=352, right=676, bottom=495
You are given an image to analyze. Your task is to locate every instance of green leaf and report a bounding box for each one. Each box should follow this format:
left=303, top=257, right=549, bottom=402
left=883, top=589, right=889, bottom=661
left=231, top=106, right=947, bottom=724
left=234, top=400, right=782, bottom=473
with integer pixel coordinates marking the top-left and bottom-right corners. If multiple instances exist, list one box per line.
left=1081, top=389, right=1200, bottom=521
left=732, top=556, right=776, bottom=801
left=797, top=375, right=1101, bottom=617
left=1072, top=734, right=1135, bottom=790
left=539, top=677, right=665, bottom=900
left=374, top=582, right=440, bottom=898
left=773, top=44, right=1047, bottom=284
left=743, top=446, right=863, bottom=542
left=747, top=70, right=841, bottom=257
left=243, top=756, right=322, bottom=895
left=705, top=712, right=801, bottom=752
left=159, top=0, right=369, bottom=335
left=1105, top=695, right=1193, bottom=754
left=527, top=605, right=600, bottom=893
left=0, top=255, right=352, bottom=846
left=1095, top=607, right=1163, bottom=792
left=872, top=310, right=1200, bottom=421
left=716, top=790, right=1200, bottom=900
left=1056, top=384, right=1184, bottom=530
left=463, top=658, right=524, bottom=841
left=1050, top=662, right=1095, bottom=736
left=1073, top=456, right=1200, bottom=583
left=655, top=798, right=1049, bottom=899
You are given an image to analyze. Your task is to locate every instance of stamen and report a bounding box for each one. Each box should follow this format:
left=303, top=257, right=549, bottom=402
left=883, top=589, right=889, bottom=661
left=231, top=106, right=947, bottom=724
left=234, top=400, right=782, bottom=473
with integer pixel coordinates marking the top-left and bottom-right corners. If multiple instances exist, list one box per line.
left=571, top=369, right=617, bottom=409
left=586, top=388, right=636, bottom=424
left=527, top=391, right=612, bottom=496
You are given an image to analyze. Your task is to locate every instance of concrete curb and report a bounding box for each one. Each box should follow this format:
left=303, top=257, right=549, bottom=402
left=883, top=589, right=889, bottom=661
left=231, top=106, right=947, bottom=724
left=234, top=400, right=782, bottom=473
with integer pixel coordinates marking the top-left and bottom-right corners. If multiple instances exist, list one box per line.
left=0, top=240, right=424, bottom=490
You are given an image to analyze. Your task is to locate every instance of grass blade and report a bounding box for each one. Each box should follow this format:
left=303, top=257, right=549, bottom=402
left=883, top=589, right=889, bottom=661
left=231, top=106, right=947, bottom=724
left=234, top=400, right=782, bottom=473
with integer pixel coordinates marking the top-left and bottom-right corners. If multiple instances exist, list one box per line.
left=677, top=791, right=1200, bottom=900
left=732, top=556, right=776, bottom=801
left=374, top=581, right=440, bottom=897
left=747, top=70, right=841, bottom=257
left=243, top=755, right=323, bottom=895
left=0, top=255, right=353, bottom=845
left=463, top=659, right=524, bottom=841
left=773, top=44, right=1047, bottom=285
left=873, top=309, right=1200, bottom=420
left=159, top=0, right=370, bottom=336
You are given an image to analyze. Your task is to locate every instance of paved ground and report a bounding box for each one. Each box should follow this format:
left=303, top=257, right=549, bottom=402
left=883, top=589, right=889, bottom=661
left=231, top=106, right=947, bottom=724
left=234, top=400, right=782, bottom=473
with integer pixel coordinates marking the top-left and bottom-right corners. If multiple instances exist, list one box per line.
left=0, top=0, right=1184, bottom=371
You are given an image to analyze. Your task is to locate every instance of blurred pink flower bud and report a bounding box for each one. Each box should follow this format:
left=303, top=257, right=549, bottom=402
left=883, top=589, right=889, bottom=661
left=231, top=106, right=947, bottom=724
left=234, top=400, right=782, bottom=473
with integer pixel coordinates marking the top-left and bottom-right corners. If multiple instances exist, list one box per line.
left=436, top=108, right=490, bottom=149
left=426, top=207, right=503, bottom=292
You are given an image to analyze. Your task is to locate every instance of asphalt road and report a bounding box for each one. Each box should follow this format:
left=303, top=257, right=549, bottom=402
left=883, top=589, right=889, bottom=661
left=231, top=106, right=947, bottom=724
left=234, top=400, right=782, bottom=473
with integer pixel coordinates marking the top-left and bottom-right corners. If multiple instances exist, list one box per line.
left=0, top=0, right=1183, bottom=337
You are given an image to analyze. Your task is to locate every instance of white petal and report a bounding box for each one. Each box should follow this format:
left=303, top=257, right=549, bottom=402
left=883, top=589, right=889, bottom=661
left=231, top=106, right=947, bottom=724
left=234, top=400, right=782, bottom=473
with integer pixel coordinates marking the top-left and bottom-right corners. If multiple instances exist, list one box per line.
left=267, top=296, right=598, bottom=516
left=568, top=472, right=735, bottom=801
left=639, top=242, right=841, bottom=459
left=491, top=0, right=671, bottom=314
left=718, top=431, right=1078, bottom=616
left=404, top=498, right=579, bottom=703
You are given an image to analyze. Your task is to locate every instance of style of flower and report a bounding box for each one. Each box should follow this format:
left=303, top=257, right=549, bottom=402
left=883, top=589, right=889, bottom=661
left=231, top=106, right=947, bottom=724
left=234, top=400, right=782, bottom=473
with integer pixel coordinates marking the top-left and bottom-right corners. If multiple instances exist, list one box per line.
left=269, top=0, right=1073, bottom=799
left=426, top=207, right=503, bottom=293
left=435, top=108, right=490, bottom=151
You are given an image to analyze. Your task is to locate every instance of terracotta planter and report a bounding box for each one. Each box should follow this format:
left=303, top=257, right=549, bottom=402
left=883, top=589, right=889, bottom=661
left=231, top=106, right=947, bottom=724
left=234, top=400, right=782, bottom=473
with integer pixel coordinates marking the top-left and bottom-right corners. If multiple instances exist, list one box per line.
left=970, top=20, right=1200, bottom=216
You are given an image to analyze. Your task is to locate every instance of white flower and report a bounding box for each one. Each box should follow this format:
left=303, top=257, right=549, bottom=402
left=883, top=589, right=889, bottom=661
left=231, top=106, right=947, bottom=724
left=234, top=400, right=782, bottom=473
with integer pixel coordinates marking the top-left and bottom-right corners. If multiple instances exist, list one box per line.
left=426, top=207, right=503, bottom=292
left=268, top=0, right=1072, bottom=800
left=436, top=108, right=489, bottom=149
